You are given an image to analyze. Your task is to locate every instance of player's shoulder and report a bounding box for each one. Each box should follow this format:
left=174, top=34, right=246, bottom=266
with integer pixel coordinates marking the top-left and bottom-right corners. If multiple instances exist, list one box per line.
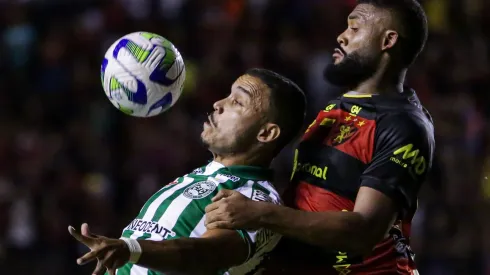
left=215, top=165, right=275, bottom=184
left=371, top=89, right=433, bottom=137
left=190, top=166, right=206, bottom=175
left=375, top=105, right=434, bottom=147
left=215, top=170, right=282, bottom=205
left=215, top=172, right=281, bottom=204
left=197, top=162, right=281, bottom=202
left=373, top=106, right=435, bottom=167
left=250, top=180, right=282, bottom=205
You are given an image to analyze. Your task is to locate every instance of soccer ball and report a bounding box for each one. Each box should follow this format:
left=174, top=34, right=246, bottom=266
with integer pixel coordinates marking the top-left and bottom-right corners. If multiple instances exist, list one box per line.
left=100, top=32, right=185, bottom=117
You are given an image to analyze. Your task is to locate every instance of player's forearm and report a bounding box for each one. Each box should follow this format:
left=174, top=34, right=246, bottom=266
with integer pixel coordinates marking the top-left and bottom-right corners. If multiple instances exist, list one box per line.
left=136, top=236, right=246, bottom=274
left=258, top=203, right=377, bottom=255
left=136, top=238, right=215, bottom=273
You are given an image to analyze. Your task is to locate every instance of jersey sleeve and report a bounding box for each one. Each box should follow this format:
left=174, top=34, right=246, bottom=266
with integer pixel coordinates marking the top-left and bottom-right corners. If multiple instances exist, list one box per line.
left=233, top=181, right=282, bottom=262
left=210, top=176, right=282, bottom=263
left=360, top=113, right=434, bottom=216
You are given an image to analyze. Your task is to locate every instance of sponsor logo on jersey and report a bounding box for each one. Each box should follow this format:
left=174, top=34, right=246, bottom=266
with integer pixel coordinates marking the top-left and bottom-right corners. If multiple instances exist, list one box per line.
left=192, top=168, right=204, bottom=174
left=183, top=181, right=217, bottom=199
left=124, top=219, right=176, bottom=239
left=296, top=162, right=328, bottom=180
left=216, top=174, right=240, bottom=182
left=390, top=143, right=426, bottom=175
left=252, top=189, right=272, bottom=203
left=332, top=251, right=351, bottom=275
left=324, top=103, right=336, bottom=112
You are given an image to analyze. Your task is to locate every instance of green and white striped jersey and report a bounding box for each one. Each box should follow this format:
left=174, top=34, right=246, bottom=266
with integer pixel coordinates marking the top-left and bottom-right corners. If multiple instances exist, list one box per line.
left=115, top=161, right=282, bottom=275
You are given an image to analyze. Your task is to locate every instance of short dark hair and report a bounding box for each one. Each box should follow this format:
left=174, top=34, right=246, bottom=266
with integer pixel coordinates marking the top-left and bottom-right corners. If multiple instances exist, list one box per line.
left=358, top=0, right=428, bottom=66
left=245, top=68, right=306, bottom=155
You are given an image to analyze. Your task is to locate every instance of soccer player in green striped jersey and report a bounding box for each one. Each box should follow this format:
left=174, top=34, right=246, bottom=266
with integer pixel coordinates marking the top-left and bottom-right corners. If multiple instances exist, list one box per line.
left=69, top=68, right=306, bottom=275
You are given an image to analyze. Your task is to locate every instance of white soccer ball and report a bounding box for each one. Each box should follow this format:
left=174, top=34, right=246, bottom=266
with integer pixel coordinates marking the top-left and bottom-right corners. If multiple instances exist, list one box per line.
left=101, top=32, right=185, bottom=117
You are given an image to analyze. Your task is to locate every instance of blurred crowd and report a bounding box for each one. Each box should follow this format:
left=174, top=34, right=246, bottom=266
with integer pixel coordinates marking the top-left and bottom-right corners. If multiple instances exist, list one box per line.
left=0, top=0, right=489, bottom=274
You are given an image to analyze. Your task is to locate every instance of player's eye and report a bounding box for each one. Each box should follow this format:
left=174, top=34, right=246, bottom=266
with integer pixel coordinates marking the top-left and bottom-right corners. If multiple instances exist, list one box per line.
left=350, top=27, right=359, bottom=32
left=232, top=99, right=243, bottom=106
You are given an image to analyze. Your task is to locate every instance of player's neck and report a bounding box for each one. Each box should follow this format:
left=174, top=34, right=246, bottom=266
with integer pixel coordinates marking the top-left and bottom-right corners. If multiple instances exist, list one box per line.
left=351, top=64, right=407, bottom=96
left=214, top=153, right=271, bottom=168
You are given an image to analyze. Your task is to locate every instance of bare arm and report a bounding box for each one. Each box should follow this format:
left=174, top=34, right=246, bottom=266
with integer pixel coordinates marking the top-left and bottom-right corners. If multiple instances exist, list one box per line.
left=136, top=229, right=248, bottom=274
left=207, top=187, right=396, bottom=255
left=258, top=187, right=396, bottom=254
left=69, top=225, right=249, bottom=275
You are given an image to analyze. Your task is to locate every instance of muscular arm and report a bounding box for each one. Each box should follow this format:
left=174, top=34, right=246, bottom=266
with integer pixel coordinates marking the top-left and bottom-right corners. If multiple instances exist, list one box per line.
left=256, top=187, right=396, bottom=255
left=136, top=229, right=248, bottom=274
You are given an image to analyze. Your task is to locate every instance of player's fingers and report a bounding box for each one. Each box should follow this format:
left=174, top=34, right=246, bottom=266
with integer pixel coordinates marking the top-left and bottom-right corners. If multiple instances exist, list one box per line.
left=69, top=225, right=95, bottom=247
left=81, top=223, right=104, bottom=239
left=96, top=248, right=117, bottom=275
left=92, top=259, right=105, bottom=275
left=81, top=223, right=97, bottom=238
left=206, top=221, right=232, bottom=230
left=205, top=221, right=217, bottom=230
left=211, top=189, right=234, bottom=202
left=77, top=250, right=100, bottom=265
left=204, top=201, right=220, bottom=213
left=108, top=256, right=124, bottom=275
left=204, top=209, right=223, bottom=226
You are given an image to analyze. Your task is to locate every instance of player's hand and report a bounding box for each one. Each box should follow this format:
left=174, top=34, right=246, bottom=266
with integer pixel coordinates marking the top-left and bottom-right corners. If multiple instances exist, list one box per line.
left=68, top=223, right=129, bottom=275
left=205, top=189, right=263, bottom=230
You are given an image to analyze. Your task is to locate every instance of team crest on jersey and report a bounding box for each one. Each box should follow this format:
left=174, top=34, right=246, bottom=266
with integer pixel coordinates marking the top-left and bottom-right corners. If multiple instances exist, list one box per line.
left=330, top=123, right=358, bottom=146
left=183, top=181, right=217, bottom=199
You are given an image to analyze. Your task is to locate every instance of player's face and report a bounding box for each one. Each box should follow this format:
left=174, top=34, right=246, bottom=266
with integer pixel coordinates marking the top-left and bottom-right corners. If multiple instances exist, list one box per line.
left=201, top=75, right=271, bottom=155
left=324, top=4, right=388, bottom=87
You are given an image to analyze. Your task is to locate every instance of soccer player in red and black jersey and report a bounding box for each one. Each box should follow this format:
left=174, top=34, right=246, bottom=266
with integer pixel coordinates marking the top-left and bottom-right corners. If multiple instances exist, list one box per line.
left=205, top=0, right=434, bottom=274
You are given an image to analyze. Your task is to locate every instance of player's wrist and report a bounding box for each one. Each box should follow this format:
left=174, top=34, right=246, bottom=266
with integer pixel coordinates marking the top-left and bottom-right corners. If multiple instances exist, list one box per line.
left=255, top=201, right=273, bottom=228
left=120, top=237, right=142, bottom=264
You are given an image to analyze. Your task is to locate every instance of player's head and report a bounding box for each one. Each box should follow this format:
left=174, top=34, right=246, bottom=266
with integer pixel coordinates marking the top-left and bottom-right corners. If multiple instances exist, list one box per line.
left=201, top=68, right=306, bottom=159
left=324, top=0, right=428, bottom=87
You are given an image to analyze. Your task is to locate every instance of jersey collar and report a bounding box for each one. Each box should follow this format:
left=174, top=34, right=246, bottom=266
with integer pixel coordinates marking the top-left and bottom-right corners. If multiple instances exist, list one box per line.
left=343, top=91, right=375, bottom=98
left=208, top=161, right=274, bottom=181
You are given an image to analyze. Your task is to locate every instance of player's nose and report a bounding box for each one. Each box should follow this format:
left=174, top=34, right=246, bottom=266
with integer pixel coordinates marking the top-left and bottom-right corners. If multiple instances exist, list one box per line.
left=213, top=100, right=224, bottom=114
left=337, top=31, right=347, bottom=47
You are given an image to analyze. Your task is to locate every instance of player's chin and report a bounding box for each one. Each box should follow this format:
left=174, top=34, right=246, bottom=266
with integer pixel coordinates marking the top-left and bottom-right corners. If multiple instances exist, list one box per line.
left=200, top=135, right=210, bottom=149
left=200, top=130, right=213, bottom=145
left=202, top=122, right=212, bottom=133
left=333, top=55, right=344, bottom=65
left=200, top=130, right=208, bottom=141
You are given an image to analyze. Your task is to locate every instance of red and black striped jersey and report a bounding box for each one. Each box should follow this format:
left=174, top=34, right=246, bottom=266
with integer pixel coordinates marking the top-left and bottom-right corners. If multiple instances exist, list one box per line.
left=266, top=89, right=435, bottom=275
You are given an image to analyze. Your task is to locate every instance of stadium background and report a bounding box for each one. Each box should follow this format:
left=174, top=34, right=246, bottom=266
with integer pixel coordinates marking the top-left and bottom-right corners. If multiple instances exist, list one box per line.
left=0, top=0, right=488, bottom=274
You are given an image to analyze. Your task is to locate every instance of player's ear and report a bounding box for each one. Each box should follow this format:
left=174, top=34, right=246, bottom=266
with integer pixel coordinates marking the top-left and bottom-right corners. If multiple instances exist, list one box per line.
left=257, top=123, right=280, bottom=144
left=381, top=30, right=399, bottom=51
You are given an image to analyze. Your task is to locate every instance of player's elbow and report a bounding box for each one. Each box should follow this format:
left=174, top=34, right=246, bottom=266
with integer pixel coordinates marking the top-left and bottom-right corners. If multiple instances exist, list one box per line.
left=351, top=226, right=388, bottom=257
left=343, top=221, right=383, bottom=256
